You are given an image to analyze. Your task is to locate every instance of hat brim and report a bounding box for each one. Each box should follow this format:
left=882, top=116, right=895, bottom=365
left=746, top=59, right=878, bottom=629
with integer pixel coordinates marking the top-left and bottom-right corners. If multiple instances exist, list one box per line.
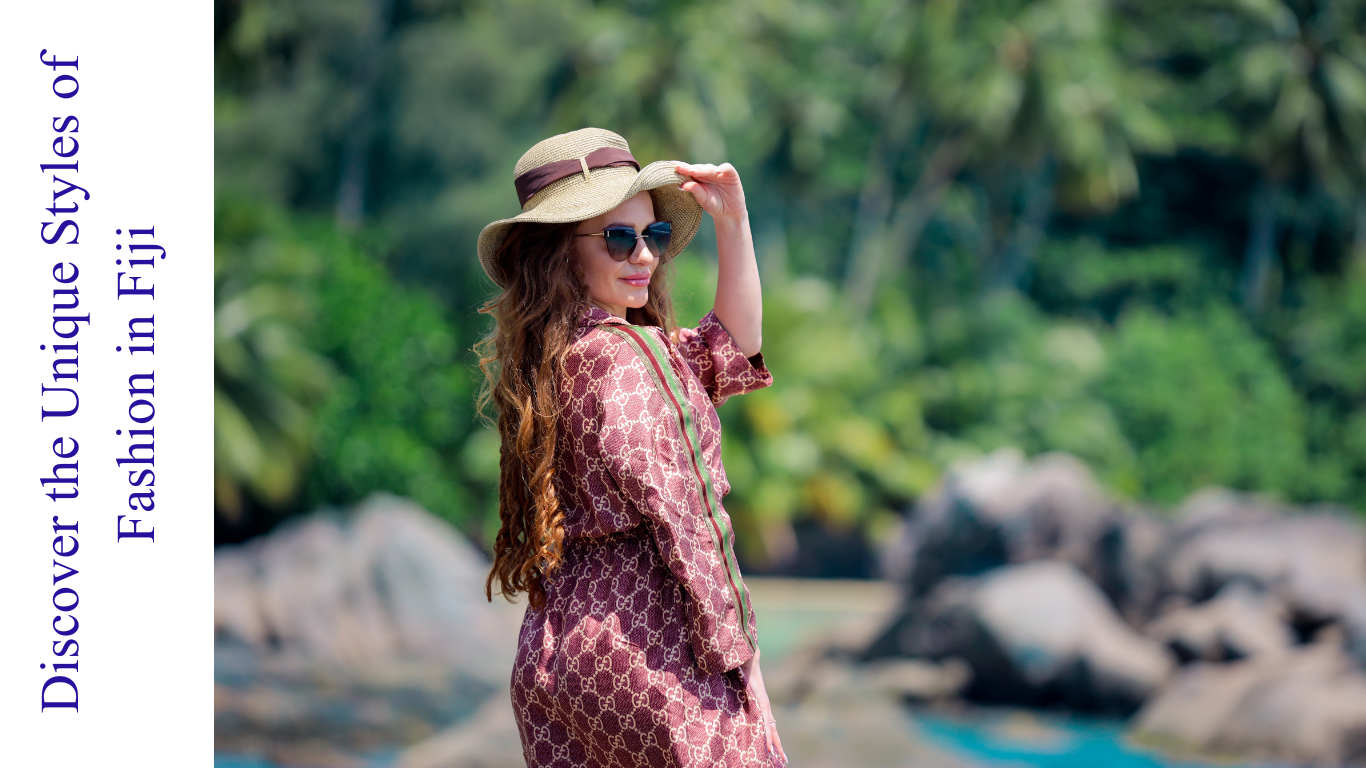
left=477, top=160, right=703, bottom=287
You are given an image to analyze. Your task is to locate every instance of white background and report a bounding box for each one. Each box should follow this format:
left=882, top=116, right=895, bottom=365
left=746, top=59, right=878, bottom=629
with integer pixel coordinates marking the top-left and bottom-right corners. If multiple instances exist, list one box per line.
left=0, top=2, right=213, bottom=764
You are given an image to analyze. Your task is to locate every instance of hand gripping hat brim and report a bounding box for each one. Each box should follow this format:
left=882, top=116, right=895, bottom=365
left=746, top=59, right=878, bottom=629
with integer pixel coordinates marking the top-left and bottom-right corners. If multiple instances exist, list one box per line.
left=476, top=127, right=703, bottom=286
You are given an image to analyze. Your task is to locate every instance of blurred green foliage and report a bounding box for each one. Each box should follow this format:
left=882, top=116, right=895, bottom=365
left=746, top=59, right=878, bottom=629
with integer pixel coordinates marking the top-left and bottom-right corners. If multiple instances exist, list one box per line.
left=215, top=197, right=335, bottom=522
left=1100, top=302, right=1309, bottom=504
left=215, top=0, right=1366, bottom=566
left=215, top=193, right=486, bottom=539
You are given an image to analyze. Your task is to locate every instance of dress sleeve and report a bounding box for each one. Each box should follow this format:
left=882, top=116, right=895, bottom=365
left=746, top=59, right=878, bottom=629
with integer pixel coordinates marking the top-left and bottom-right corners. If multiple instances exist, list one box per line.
left=673, top=309, right=774, bottom=408
left=588, top=331, right=758, bottom=675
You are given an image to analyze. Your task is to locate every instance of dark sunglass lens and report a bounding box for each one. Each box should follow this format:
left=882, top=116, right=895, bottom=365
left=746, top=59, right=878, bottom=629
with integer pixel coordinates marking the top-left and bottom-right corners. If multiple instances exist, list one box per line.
left=602, top=228, right=637, bottom=260
left=644, top=222, right=672, bottom=257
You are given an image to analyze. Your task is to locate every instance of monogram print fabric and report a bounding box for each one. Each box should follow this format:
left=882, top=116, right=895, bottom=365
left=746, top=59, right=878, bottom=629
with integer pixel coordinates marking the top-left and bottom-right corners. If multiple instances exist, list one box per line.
left=510, top=306, right=777, bottom=767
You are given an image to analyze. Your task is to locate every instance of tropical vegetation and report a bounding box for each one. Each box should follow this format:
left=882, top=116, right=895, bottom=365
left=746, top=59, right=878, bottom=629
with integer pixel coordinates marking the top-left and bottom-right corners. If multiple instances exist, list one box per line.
left=214, top=0, right=1366, bottom=572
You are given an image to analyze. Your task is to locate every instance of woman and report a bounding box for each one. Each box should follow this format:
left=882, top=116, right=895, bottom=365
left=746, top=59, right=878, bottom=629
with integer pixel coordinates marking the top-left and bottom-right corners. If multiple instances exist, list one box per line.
left=475, top=127, right=787, bottom=767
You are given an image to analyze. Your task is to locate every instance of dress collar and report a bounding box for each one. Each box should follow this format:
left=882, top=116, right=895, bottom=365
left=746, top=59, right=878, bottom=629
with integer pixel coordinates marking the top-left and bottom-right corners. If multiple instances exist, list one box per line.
left=579, top=304, right=632, bottom=328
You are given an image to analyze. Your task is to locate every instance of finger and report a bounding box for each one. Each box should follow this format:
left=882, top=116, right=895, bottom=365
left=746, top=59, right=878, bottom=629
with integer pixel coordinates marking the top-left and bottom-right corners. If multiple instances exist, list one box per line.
left=681, top=186, right=713, bottom=211
left=675, top=163, right=708, bottom=182
left=681, top=163, right=721, bottom=176
left=767, top=723, right=782, bottom=763
left=694, top=163, right=735, bottom=176
left=696, top=163, right=733, bottom=179
left=677, top=165, right=738, bottom=188
left=680, top=167, right=738, bottom=187
left=681, top=184, right=720, bottom=213
left=679, top=180, right=706, bottom=200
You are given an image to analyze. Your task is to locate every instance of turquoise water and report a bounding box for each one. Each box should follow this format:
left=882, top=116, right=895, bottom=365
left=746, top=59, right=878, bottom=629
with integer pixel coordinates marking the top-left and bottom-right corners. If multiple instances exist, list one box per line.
left=218, top=714, right=1281, bottom=768
left=215, top=757, right=273, bottom=768
left=215, top=750, right=398, bottom=768
left=218, top=715, right=1287, bottom=768
left=914, top=709, right=1290, bottom=768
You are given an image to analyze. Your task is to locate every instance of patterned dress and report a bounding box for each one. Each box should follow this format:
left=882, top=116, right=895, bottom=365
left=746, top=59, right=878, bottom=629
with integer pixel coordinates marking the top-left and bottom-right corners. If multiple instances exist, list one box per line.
left=510, top=305, right=778, bottom=767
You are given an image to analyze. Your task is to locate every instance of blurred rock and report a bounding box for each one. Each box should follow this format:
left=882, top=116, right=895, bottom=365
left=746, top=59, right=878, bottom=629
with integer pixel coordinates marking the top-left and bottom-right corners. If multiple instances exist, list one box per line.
left=882, top=448, right=1122, bottom=599
left=1170, top=486, right=1286, bottom=532
left=1165, top=488, right=1366, bottom=662
left=863, top=657, right=973, bottom=703
left=768, top=675, right=983, bottom=768
left=1132, top=631, right=1366, bottom=767
left=215, top=493, right=524, bottom=752
left=1166, top=489, right=1365, bottom=612
left=764, top=649, right=983, bottom=768
left=215, top=493, right=512, bottom=677
left=261, top=740, right=370, bottom=768
left=768, top=646, right=970, bottom=707
left=882, top=449, right=1366, bottom=658
left=1093, top=510, right=1170, bottom=627
left=395, top=694, right=525, bottom=768
left=874, top=561, right=1174, bottom=714
left=1145, top=583, right=1293, bottom=663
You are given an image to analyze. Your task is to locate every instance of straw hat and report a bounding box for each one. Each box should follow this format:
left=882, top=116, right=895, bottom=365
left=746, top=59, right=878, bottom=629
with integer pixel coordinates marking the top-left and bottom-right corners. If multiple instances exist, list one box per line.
left=476, top=127, right=703, bottom=286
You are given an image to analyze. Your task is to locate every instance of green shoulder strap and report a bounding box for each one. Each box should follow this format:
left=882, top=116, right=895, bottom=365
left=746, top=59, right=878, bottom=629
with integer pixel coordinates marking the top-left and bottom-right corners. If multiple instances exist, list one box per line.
left=596, top=323, right=757, bottom=653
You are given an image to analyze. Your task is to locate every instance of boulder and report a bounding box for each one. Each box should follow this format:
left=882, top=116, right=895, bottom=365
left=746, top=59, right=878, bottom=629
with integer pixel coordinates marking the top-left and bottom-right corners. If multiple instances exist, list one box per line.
left=758, top=652, right=984, bottom=768
left=395, top=695, right=526, bottom=768
left=215, top=493, right=513, bottom=678
left=1144, top=583, right=1294, bottom=663
left=1164, top=488, right=1366, bottom=663
left=1167, top=490, right=1366, bottom=612
left=862, top=657, right=974, bottom=703
left=873, top=561, right=1174, bottom=714
left=762, top=669, right=983, bottom=768
left=214, top=494, right=524, bottom=752
left=882, top=448, right=1124, bottom=601
left=768, top=645, right=971, bottom=706
left=1093, top=510, right=1170, bottom=627
left=1132, top=632, right=1366, bottom=767
left=1170, top=486, right=1286, bottom=532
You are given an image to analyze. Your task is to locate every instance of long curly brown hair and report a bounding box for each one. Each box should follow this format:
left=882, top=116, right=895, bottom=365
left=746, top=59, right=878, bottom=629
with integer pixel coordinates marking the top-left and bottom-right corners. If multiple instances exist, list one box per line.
left=476, top=218, right=679, bottom=609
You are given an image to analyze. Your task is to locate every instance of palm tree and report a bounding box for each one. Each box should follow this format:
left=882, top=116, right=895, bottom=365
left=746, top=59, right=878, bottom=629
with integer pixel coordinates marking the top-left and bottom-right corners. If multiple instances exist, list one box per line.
left=214, top=206, right=334, bottom=523
left=842, top=0, right=1173, bottom=315
left=548, top=0, right=850, bottom=198
left=1184, top=0, right=1366, bottom=313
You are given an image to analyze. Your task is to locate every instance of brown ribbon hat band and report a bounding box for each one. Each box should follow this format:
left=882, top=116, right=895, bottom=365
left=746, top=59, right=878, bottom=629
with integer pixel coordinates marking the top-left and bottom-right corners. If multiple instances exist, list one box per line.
left=514, top=147, right=640, bottom=207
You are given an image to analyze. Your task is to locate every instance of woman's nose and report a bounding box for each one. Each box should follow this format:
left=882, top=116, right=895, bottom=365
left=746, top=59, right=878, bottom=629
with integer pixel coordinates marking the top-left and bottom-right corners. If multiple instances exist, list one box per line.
left=628, top=236, right=655, bottom=265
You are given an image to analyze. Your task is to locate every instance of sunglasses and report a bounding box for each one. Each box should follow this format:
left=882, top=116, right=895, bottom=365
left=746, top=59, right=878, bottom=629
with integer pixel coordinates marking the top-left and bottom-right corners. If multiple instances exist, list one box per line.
left=575, top=222, right=673, bottom=261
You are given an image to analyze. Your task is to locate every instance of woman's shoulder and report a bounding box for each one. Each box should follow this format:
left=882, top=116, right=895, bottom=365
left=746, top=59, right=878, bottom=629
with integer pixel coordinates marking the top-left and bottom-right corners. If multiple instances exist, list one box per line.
left=565, top=324, right=652, bottom=381
left=569, top=322, right=626, bottom=355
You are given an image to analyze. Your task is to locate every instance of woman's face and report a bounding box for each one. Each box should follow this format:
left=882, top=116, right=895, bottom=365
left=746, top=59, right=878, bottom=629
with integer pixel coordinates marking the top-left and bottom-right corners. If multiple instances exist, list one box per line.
left=573, top=191, right=661, bottom=318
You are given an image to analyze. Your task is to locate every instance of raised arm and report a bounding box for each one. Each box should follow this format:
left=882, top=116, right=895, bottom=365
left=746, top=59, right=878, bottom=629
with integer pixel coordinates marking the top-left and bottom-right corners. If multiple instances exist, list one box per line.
left=675, top=162, right=762, bottom=358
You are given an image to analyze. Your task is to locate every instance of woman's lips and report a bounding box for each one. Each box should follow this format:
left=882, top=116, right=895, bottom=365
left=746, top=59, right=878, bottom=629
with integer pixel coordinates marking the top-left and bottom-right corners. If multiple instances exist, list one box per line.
left=620, top=274, right=650, bottom=287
